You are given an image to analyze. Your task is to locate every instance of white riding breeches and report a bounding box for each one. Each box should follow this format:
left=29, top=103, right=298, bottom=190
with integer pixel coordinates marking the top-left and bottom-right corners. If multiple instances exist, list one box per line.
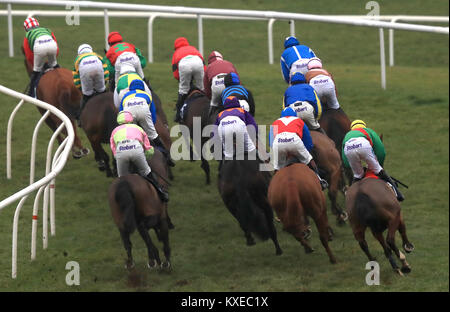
left=33, top=35, right=58, bottom=72
left=343, top=137, right=383, bottom=179
left=114, top=52, right=144, bottom=83
left=288, top=101, right=320, bottom=130
left=79, top=55, right=105, bottom=96
left=178, top=55, right=204, bottom=95
left=272, top=132, right=312, bottom=170
left=210, top=73, right=227, bottom=107
left=309, top=74, right=340, bottom=110
left=218, top=116, right=256, bottom=159
left=115, top=139, right=151, bottom=177
left=122, top=97, right=158, bottom=141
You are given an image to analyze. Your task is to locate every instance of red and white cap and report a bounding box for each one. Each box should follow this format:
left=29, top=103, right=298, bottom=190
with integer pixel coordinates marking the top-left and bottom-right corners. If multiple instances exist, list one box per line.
left=307, top=57, right=322, bottom=70
left=24, top=17, right=39, bottom=31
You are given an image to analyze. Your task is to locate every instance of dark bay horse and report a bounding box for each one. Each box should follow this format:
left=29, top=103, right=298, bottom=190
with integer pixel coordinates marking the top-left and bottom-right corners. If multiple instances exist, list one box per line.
left=80, top=91, right=118, bottom=177
left=310, top=131, right=347, bottom=224
left=346, top=171, right=414, bottom=276
left=319, top=108, right=352, bottom=184
left=180, top=89, right=212, bottom=184
left=268, top=163, right=337, bottom=263
left=109, top=149, right=171, bottom=270
left=218, top=157, right=282, bottom=255
left=22, top=47, right=89, bottom=159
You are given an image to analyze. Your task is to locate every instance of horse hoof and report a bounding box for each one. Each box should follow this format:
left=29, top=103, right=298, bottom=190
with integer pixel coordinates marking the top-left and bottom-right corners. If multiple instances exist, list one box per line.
left=81, top=148, right=90, bottom=156
left=125, top=260, right=135, bottom=270
left=160, top=261, right=172, bottom=271
left=72, top=151, right=83, bottom=159
left=304, top=247, right=314, bottom=254
left=147, top=260, right=158, bottom=269
left=403, top=243, right=415, bottom=253
left=401, top=266, right=411, bottom=274
left=395, top=268, right=405, bottom=277
left=330, top=257, right=337, bottom=264
left=303, top=228, right=312, bottom=240
left=340, top=212, right=348, bottom=222
left=275, top=248, right=283, bottom=256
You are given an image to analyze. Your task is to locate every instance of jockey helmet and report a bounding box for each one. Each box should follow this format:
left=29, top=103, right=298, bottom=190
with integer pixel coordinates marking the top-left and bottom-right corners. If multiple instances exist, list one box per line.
left=224, top=72, right=240, bottom=87
left=129, top=79, right=145, bottom=91
left=174, top=37, right=189, bottom=50
left=207, top=50, right=223, bottom=65
left=77, top=44, right=93, bottom=55
left=223, top=96, right=240, bottom=108
left=280, top=107, right=297, bottom=118
left=117, top=111, right=134, bottom=125
left=108, top=31, right=123, bottom=45
left=284, top=36, right=299, bottom=49
left=290, top=72, right=306, bottom=84
left=307, top=57, right=323, bottom=70
left=24, top=17, right=39, bottom=31
left=351, top=120, right=367, bottom=130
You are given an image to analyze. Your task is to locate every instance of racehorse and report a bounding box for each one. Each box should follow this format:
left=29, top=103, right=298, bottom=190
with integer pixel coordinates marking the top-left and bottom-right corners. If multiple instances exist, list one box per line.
left=319, top=108, right=352, bottom=184
left=108, top=149, right=171, bottom=270
left=180, top=88, right=212, bottom=184
left=80, top=91, right=118, bottom=177
left=218, top=157, right=283, bottom=255
left=310, top=131, right=347, bottom=224
left=268, top=163, right=337, bottom=264
left=345, top=170, right=414, bottom=275
left=22, top=46, right=90, bottom=159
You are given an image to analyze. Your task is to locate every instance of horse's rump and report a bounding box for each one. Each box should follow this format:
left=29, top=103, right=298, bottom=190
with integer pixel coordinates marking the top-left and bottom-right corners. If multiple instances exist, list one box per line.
left=81, top=92, right=117, bottom=143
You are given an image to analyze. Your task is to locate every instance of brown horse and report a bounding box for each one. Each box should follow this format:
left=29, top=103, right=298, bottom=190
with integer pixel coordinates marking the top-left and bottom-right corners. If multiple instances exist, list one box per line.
left=108, top=149, right=171, bottom=270
left=268, top=163, right=337, bottom=263
left=22, top=46, right=89, bottom=159
left=310, top=131, right=347, bottom=224
left=218, top=157, right=282, bottom=255
left=180, top=88, right=212, bottom=184
left=319, top=108, right=352, bottom=184
left=80, top=91, right=118, bottom=177
left=345, top=171, right=414, bottom=275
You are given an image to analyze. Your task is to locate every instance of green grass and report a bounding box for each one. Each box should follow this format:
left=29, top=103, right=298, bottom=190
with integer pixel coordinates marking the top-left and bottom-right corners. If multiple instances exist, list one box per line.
left=0, top=0, right=448, bottom=292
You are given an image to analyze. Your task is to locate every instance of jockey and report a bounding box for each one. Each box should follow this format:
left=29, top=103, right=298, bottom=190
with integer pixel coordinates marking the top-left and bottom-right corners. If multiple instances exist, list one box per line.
left=283, top=72, right=325, bottom=133
left=270, top=107, right=328, bottom=190
left=342, top=120, right=404, bottom=201
left=105, top=31, right=147, bottom=86
left=305, top=57, right=340, bottom=110
left=110, top=111, right=168, bottom=202
left=215, top=96, right=258, bottom=160
left=220, top=72, right=255, bottom=116
left=113, top=69, right=151, bottom=109
left=280, top=36, right=317, bottom=84
left=72, top=43, right=110, bottom=126
left=172, top=37, right=206, bottom=122
left=203, top=51, right=240, bottom=116
left=22, top=17, right=60, bottom=98
left=119, top=79, right=175, bottom=167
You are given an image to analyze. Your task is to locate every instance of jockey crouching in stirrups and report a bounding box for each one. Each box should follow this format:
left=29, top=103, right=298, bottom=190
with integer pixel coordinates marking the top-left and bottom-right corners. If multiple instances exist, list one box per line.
left=214, top=96, right=258, bottom=164
left=270, top=107, right=328, bottom=190
left=22, top=17, right=60, bottom=98
left=342, top=120, right=404, bottom=202
left=120, top=79, right=175, bottom=167
left=283, top=72, right=326, bottom=134
left=72, top=44, right=110, bottom=126
left=110, top=111, right=168, bottom=202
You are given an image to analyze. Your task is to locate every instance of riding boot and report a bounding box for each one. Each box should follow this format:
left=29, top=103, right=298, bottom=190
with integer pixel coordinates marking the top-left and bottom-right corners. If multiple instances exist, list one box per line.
left=152, top=136, right=175, bottom=167
left=53, top=64, right=60, bottom=69
left=377, top=169, right=405, bottom=202
left=174, top=93, right=187, bottom=123
left=308, top=159, right=329, bottom=190
left=316, top=127, right=327, bottom=135
left=145, top=172, right=169, bottom=202
left=28, top=71, right=40, bottom=98
left=351, top=176, right=362, bottom=185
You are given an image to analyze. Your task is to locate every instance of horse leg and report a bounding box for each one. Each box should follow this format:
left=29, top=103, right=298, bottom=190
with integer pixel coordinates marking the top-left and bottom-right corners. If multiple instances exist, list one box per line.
left=398, top=212, right=414, bottom=253
left=313, top=214, right=337, bottom=264
left=91, top=139, right=113, bottom=177
left=137, top=219, right=161, bottom=268
left=387, top=216, right=411, bottom=274
left=201, top=158, right=211, bottom=185
left=119, top=230, right=134, bottom=270
left=243, top=230, right=256, bottom=246
left=327, top=171, right=347, bottom=225
left=70, top=120, right=90, bottom=158
left=353, top=226, right=376, bottom=261
left=371, top=229, right=402, bottom=276
left=157, top=218, right=171, bottom=270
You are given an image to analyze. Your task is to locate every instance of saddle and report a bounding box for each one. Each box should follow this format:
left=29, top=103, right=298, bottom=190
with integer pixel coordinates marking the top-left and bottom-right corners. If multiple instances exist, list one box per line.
left=180, top=88, right=206, bottom=121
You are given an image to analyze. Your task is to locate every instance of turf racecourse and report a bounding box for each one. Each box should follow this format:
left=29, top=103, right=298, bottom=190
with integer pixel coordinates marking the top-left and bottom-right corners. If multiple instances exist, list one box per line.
left=0, top=0, right=448, bottom=292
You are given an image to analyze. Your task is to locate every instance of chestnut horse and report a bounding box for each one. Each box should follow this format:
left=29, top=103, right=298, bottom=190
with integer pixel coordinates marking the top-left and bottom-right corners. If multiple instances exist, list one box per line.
left=108, top=149, right=171, bottom=270
left=22, top=47, right=89, bottom=159
left=310, top=131, right=347, bottom=224
left=346, top=171, right=414, bottom=275
left=268, top=163, right=337, bottom=264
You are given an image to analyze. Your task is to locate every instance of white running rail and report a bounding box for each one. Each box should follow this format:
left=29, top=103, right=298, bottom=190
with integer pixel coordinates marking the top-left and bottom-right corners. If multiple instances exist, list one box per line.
left=0, top=85, right=74, bottom=279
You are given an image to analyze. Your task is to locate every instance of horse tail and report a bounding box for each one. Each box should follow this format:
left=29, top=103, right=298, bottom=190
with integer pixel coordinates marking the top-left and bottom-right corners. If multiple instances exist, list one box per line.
left=354, top=191, right=385, bottom=233
left=104, top=103, right=118, bottom=143
left=236, top=189, right=270, bottom=241
left=115, top=179, right=137, bottom=234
